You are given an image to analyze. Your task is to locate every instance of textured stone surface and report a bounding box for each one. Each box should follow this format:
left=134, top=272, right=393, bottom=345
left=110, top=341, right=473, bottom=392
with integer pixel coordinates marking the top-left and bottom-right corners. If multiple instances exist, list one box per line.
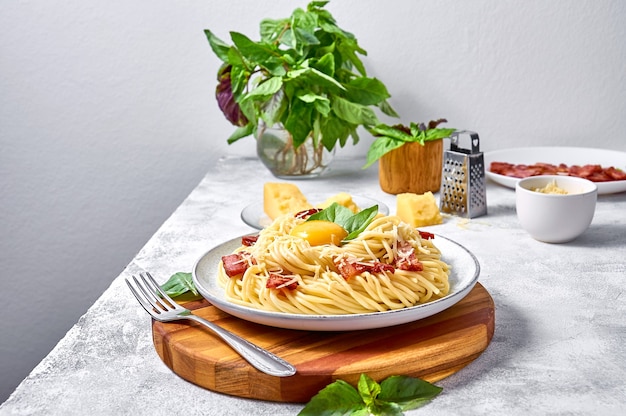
left=2, top=156, right=625, bottom=415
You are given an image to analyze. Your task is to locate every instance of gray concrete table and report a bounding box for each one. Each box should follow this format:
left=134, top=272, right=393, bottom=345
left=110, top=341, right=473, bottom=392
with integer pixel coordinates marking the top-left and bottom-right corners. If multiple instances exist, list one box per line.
left=2, top=155, right=625, bottom=415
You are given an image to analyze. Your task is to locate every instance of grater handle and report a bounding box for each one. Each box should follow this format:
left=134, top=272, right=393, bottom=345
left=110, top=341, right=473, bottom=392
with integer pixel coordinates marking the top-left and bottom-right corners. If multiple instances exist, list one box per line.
left=450, top=130, right=481, bottom=154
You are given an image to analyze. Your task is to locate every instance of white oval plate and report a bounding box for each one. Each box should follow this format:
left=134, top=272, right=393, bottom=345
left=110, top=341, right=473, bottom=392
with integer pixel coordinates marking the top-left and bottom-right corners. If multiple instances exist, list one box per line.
left=192, top=235, right=480, bottom=331
left=241, top=194, right=390, bottom=230
left=484, top=146, right=626, bottom=195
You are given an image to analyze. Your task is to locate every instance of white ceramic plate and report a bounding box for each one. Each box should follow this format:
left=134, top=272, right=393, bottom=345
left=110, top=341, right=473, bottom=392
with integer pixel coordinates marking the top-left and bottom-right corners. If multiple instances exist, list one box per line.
left=484, top=147, right=626, bottom=195
left=192, top=235, right=480, bottom=331
left=241, top=194, right=390, bottom=230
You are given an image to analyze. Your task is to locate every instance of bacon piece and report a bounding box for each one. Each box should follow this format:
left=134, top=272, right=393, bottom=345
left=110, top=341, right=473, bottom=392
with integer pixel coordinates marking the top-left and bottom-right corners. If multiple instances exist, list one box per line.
left=606, top=166, right=626, bottom=181
left=418, top=231, right=435, bottom=240
left=221, top=253, right=254, bottom=277
left=489, top=161, right=513, bottom=175
left=241, top=235, right=258, bottom=247
left=266, top=273, right=298, bottom=290
left=368, top=262, right=396, bottom=274
left=395, top=241, right=423, bottom=272
left=335, top=257, right=366, bottom=280
left=294, top=208, right=321, bottom=220
left=334, top=257, right=395, bottom=280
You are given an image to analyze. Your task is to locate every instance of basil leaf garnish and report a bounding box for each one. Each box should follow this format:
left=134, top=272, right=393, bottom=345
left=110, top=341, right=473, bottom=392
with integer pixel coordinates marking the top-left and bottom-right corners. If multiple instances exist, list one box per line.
left=307, top=202, right=378, bottom=242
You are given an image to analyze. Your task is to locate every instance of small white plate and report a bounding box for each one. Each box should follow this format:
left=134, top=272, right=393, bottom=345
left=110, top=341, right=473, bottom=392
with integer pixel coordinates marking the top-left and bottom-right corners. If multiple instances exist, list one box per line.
left=484, top=146, right=626, bottom=195
left=241, top=194, right=390, bottom=230
left=192, top=235, right=480, bottom=331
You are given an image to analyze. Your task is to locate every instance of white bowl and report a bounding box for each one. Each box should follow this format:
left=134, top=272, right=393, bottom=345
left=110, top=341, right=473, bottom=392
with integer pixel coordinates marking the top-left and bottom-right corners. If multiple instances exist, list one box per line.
left=515, top=175, right=597, bottom=243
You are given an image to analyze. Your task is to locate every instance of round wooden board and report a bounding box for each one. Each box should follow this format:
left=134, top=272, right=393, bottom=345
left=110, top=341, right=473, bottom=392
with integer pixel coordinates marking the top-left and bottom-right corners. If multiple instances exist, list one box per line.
left=152, top=282, right=495, bottom=403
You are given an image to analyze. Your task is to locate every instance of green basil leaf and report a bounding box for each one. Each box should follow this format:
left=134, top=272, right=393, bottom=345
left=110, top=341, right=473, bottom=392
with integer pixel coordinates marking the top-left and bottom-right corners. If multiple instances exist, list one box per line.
left=378, top=100, right=399, bottom=118
left=297, top=379, right=367, bottom=416
left=260, top=90, right=287, bottom=126
left=259, top=18, right=288, bottom=42
left=363, top=137, right=405, bottom=168
left=294, top=26, right=320, bottom=48
left=336, top=37, right=367, bottom=76
left=204, top=30, right=231, bottom=63
left=345, top=77, right=392, bottom=106
left=320, top=116, right=354, bottom=150
left=357, top=374, right=381, bottom=408
left=312, top=98, right=331, bottom=117
left=409, top=122, right=422, bottom=137
left=343, top=205, right=379, bottom=241
left=160, top=272, right=199, bottom=298
left=284, top=100, right=313, bottom=146
left=298, top=92, right=328, bottom=104
left=230, top=31, right=276, bottom=63
left=312, top=52, right=336, bottom=77
left=226, top=123, right=254, bottom=144
left=425, top=127, right=456, bottom=141
left=229, top=64, right=249, bottom=98
left=288, top=67, right=345, bottom=91
left=378, top=375, right=443, bottom=411
left=306, top=203, right=378, bottom=242
left=307, top=202, right=354, bottom=225
left=368, top=125, right=413, bottom=142
left=332, top=97, right=379, bottom=126
left=244, top=76, right=283, bottom=101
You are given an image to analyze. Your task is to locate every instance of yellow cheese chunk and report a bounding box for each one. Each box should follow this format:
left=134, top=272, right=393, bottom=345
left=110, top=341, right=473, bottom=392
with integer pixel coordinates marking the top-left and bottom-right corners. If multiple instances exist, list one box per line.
left=396, top=192, right=443, bottom=227
left=316, top=192, right=360, bottom=213
left=263, top=182, right=313, bottom=220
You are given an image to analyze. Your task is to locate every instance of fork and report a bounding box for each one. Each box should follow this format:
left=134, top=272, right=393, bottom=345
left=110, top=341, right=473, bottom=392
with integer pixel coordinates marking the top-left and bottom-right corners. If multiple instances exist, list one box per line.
left=126, top=272, right=296, bottom=377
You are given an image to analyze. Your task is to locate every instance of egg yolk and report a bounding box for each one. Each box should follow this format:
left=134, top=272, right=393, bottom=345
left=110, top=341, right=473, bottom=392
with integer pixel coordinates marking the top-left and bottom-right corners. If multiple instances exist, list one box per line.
left=289, top=220, right=348, bottom=246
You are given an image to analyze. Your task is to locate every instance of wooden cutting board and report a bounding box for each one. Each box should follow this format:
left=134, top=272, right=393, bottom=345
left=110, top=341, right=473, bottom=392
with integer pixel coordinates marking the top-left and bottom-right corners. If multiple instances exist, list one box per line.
left=152, top=282, right=495, bottom=403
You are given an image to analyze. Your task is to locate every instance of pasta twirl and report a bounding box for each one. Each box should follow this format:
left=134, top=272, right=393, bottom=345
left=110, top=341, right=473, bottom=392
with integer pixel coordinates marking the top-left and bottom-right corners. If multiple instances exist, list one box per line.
left=218, top=214, right=451, bottom=315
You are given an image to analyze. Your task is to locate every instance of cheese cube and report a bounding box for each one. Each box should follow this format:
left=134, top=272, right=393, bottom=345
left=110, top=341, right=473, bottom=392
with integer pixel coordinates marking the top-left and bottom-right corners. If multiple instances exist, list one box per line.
left=316, top=192, right=360, bottom=213
left=396, top=192, right=443, bottom=227
left=263, top=182, right=313, bottom=220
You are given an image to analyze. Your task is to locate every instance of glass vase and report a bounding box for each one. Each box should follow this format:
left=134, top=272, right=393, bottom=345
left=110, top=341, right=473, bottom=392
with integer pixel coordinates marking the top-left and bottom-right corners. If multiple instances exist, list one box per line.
left=256, top=122, right=335, bottom=179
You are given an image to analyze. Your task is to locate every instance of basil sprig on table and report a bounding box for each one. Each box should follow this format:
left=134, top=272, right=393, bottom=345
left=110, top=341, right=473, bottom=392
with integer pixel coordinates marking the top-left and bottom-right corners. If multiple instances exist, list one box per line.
left=299, top=373, right=443, bottom=416
left=160, top=272, right=200, bottom=299
left=307, top=203, right=378, bottom=241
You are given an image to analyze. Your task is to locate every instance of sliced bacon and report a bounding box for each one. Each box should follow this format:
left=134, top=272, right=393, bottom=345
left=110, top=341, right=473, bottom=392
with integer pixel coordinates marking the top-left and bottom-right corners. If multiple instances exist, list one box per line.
left=606, top=166, right=626, bottom=181
left=266, top=272, right=298, bottom=290
left=489, top=161, right=512, bottom=173
left=395, top=241, right=423, bottom=272
left=221, top=253, right=255, bottom=277
left=241, top=235, right=258, bottom=246
left=335, top=257, right=366, bottom=280
left=294, top=208, right=321, bottom=220
left=334, top=256, right=395, bottom=280
left=490, top=161, right=626, bottom=183
left=368, top=262, right=396, bottom=274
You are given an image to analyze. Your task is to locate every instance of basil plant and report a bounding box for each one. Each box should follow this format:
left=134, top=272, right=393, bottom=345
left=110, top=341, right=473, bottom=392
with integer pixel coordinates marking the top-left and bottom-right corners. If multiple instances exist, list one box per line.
left=204, top=0, right=398, bottom=151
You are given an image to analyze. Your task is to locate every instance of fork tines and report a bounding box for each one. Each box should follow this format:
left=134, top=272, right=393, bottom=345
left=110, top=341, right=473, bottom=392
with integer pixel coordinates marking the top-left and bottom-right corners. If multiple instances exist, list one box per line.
left=126, top=272, right=175, bottom=316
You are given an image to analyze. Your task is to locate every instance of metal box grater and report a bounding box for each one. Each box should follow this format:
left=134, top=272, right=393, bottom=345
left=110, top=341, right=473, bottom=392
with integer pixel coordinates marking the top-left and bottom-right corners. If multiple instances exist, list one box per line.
left=439, top=130, right=487, bottom=218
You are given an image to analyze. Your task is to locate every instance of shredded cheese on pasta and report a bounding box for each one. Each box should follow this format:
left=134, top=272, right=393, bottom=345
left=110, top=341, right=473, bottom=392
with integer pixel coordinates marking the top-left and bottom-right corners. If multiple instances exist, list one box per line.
left=218, top=214, right=451, bottom=315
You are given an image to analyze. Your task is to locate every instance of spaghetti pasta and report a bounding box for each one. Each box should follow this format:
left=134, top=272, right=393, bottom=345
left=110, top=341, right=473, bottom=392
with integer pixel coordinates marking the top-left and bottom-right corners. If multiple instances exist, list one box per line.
left=218, top=214, right=451, bottom=315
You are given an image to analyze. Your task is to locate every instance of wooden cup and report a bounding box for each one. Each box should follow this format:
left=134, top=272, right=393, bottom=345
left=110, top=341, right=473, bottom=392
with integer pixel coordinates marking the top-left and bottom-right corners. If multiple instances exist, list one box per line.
left=378, top=139, right=443, bottom=194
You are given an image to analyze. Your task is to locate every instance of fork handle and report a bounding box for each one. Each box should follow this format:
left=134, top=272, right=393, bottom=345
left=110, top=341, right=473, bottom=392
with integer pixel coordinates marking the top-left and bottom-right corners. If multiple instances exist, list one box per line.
left=184, top=315, right=296, bottom=377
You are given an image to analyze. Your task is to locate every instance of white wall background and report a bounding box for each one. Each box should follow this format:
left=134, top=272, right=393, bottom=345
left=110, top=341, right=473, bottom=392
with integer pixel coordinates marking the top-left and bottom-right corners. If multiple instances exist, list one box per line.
left=1, top=0, right=624, bottom=403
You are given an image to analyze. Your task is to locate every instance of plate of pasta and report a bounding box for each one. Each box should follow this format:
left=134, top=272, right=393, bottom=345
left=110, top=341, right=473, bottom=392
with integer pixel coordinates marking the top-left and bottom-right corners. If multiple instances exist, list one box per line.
left=241, top=194, right=389, bottom=230
left=193, top=214, right=480, bottom=331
